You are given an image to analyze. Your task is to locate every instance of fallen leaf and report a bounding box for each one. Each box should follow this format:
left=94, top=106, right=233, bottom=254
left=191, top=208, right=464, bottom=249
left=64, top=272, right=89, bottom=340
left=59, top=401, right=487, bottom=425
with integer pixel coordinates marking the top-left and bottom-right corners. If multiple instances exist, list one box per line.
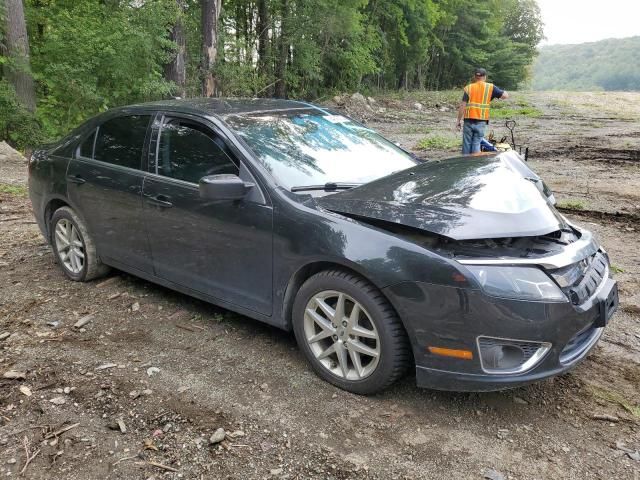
left=144, top=439, right=159, bottom=451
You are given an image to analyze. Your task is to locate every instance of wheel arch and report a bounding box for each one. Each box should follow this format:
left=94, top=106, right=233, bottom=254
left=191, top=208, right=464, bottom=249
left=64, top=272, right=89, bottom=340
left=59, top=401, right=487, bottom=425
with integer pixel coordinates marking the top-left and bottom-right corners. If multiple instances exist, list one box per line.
left=43, top=197, right=71, bottom=241
left=281, top=260, right=405, bottom=334
left=43, top=196, right=93, bottom=243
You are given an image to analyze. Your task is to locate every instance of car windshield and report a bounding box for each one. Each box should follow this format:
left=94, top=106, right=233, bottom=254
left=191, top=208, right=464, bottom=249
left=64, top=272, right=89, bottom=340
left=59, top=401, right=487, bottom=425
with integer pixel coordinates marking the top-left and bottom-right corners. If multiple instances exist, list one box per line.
left=225, top=109, right=417, bottom=190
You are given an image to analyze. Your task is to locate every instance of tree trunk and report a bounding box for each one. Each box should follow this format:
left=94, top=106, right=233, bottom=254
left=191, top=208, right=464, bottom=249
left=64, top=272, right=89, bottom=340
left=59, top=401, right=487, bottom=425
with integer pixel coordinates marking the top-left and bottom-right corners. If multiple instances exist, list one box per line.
left=244, top=3, right=252, bottom=64
left=201, top=0, right=222, bottom=97
left=257, top=0, right=270, bottom=82
left=235, top=2, right=242, bottom=59
left=165, top=0, right=187, bottom=98
left=3, top=0, right=37, bottom=111
left=274, top=0, right=289, bottom=98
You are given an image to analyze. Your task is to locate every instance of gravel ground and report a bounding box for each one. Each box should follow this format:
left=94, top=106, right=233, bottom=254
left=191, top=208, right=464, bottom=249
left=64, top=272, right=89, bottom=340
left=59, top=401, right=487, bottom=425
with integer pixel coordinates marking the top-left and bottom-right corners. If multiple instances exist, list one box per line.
left=0, top=92, right=639, bottom=479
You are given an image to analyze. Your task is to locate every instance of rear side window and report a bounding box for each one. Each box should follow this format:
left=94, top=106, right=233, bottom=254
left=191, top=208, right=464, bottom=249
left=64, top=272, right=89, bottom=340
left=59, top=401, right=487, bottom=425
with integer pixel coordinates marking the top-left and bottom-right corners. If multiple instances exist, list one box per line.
left=156, top=118, right=238, bottom=183
left=79, top=129, right=96, bottom=158
left=94, top=115, right=150, bottom=169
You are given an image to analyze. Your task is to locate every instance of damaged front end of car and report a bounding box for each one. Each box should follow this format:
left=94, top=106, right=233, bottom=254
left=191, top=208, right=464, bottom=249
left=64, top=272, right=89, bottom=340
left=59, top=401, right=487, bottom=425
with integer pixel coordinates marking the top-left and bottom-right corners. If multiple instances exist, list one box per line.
left=315, top=152, right=618, bottom=390
left=376, top=220, right=619, bottom=390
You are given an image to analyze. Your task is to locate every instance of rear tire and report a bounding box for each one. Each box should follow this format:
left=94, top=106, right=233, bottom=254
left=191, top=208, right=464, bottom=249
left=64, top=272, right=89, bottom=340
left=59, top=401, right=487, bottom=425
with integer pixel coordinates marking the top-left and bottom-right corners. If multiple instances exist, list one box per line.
left=50, top=207, right=110, bottom=282
left=292, top=269, right=410, bottom=395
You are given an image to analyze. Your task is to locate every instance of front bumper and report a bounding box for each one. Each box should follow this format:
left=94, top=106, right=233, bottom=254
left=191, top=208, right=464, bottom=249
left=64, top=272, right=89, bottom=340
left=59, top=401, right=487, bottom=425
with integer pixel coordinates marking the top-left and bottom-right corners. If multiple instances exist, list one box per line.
left=415, top=327, right=604, bottom=392
left=384, top=273, right=618, bottom=392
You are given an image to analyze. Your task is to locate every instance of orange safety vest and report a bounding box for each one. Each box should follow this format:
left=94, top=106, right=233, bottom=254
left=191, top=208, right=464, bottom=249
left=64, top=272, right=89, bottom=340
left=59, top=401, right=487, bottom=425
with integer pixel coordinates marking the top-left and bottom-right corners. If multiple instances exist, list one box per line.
left=464, top=81, right=494, bottom=121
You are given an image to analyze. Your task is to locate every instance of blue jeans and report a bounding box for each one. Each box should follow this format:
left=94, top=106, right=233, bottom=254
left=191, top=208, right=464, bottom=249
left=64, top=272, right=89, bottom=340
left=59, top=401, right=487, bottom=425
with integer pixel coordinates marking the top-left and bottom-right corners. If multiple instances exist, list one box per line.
left=462, top=121, right=487, bottom=154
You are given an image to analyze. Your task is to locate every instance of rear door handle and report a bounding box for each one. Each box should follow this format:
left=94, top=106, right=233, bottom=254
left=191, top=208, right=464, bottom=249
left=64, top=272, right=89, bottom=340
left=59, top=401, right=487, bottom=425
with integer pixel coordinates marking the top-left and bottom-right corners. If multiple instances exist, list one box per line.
left=145, top=194, right=173, bottom=208
left=67, top=174, right=86, bottom=185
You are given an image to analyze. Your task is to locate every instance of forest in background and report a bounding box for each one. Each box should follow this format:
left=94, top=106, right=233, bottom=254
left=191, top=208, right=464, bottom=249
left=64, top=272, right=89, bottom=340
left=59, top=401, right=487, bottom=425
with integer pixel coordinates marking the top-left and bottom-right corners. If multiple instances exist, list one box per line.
left=532, top=36, right=640, bottom=92
left=0, top=0, right=543, bottom=149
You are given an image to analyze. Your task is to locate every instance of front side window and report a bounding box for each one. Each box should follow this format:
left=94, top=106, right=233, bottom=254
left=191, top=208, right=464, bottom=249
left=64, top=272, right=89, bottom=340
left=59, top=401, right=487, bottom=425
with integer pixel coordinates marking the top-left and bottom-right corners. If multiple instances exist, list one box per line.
left=94, top=115, right=150, bottom=169
left=156, top=118, right=239, bottom=184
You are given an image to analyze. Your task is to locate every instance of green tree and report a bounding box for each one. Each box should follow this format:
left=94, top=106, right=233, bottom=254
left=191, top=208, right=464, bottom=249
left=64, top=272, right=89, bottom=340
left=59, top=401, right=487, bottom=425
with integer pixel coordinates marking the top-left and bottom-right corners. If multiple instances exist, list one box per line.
left=501, top=0, right=544, bottom=56
left=533, top=37, right=640, bottom=91
left=1, top=0, right=41, bottom=148
left=366, top=0, right=441, bottom=90
left=165, top=0, right=187, bottom=98
left=25, top=0, right=176, bottom=136
left=201, top=0, right=221, bottom=96
left=3, top=0, right=37, bottom=111
left=0, top=0, right=547, bottom=147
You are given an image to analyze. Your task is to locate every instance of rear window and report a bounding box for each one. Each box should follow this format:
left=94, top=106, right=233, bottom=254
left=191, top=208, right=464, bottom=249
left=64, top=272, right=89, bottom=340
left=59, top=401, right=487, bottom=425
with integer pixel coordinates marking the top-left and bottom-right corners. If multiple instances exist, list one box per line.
left=94, top=115, right=150, bottom=169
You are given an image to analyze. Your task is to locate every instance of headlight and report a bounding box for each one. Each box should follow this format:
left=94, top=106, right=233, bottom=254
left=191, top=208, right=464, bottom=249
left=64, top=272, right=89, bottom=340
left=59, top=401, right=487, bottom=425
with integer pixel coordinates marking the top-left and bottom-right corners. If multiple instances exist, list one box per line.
left=465, top=265, right=567, bottom=302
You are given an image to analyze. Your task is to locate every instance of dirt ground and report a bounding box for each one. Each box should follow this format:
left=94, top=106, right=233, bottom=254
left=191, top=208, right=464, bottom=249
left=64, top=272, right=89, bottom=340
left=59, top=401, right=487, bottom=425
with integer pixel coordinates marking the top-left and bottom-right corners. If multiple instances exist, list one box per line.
left=0, top=91, right=639, bottom=480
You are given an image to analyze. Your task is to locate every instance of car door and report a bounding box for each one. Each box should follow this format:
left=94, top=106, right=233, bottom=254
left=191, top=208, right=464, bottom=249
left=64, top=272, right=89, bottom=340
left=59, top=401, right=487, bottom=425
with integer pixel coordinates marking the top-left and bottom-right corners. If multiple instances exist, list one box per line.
left=66, top=114, right=153, bottom=273
left=142, top=114, right=273, bottom=316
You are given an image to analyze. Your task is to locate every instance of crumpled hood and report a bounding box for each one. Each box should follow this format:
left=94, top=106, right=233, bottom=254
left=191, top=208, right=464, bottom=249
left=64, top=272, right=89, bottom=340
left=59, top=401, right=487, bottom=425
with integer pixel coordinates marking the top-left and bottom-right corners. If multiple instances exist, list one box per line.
left=316, top=151, right=568, bottom=240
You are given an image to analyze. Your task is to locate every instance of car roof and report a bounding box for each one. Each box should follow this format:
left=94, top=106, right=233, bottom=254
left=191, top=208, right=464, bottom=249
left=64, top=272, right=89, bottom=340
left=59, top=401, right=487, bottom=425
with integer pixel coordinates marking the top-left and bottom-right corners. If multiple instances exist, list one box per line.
left=126, top=98, right=324, bottom=119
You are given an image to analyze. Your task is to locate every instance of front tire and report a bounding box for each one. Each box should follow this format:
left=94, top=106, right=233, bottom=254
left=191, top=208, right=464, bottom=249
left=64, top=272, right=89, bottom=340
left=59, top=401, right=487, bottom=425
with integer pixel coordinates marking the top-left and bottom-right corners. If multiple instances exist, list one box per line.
left=292, top=269, right=410, bottom=395
left=50, top=207, right=110, bottom=282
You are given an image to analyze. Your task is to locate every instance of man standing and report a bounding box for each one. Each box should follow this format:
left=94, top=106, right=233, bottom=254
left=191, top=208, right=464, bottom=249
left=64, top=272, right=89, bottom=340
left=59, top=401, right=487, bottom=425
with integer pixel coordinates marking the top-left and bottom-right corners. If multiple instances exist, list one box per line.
left=456, top=68, right=509, bottom=154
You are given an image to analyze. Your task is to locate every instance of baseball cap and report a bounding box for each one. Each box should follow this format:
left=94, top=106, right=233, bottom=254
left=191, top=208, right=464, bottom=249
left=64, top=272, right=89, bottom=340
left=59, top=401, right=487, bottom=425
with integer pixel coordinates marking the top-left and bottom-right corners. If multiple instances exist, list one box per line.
left=474, top=68, right=487, bottom=77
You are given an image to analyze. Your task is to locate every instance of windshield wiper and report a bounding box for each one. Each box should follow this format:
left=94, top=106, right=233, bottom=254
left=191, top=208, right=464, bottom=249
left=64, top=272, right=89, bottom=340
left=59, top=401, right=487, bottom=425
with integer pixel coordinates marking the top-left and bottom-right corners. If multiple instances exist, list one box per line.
left=291, top=182, right=361, bottom=193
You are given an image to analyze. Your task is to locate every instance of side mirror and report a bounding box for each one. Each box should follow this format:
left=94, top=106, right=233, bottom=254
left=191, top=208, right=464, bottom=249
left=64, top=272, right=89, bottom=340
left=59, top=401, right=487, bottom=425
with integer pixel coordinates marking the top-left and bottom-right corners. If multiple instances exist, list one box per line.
left=199, top=174, right=252, bottom=201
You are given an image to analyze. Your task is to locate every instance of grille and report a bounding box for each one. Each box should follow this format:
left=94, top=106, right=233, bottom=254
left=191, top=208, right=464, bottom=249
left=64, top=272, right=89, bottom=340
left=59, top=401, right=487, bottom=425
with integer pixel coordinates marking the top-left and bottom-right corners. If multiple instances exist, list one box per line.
left=549, top=251, right=608, bottom=305
left=560, top=323, right=598, bottom=364
left=477, top=337, right=551, bottom=374
left=478, top=337, right=540, bottom=361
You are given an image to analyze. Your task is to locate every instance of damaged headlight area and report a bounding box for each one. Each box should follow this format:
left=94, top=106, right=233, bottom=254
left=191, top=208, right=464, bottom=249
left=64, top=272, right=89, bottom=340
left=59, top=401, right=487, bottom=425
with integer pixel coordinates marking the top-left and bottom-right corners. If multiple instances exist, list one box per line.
left=465, top=265, right=567, bottom=302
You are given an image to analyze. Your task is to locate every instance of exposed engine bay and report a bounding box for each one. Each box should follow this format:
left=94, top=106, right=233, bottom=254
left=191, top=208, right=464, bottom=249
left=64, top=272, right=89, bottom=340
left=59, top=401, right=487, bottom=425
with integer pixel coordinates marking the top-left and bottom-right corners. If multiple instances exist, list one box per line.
left=433, top=227, right=580, bottom=260
left=345, top=213, right=581, bottom=261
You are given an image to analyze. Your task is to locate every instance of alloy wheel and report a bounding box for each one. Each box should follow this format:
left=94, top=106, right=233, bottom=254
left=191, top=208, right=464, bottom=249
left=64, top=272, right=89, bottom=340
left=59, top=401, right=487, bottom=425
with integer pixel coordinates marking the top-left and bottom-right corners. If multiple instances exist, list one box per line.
left=303, top=290, right=380, bottom=380
left=54, top=219, right=85, bottom=274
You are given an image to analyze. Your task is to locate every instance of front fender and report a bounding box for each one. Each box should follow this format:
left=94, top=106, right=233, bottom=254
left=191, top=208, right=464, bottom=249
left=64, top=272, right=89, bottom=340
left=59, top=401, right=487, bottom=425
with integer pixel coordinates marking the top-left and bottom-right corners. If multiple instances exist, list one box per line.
left=272, top=195, right=470, bottom=329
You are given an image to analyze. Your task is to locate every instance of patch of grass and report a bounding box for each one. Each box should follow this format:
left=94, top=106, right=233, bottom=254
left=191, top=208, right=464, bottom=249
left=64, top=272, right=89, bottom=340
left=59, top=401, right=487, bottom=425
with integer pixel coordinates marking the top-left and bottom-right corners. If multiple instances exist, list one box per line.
left=589, top=385, right=640, bottom=418
left=416, top=135, right=461, bottom=151
left=0, top=183, right=27, bottom=197
left=610, top=264, right=625, bottom=274
left=556, top=199, right=586, bottom=211
left=491, top=104, right=543, bottom=119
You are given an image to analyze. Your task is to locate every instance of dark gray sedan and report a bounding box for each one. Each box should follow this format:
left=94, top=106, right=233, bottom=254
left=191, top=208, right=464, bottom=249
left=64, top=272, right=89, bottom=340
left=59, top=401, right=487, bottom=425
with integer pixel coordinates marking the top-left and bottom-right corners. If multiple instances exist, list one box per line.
left=28, top=99, right=618, bottom=394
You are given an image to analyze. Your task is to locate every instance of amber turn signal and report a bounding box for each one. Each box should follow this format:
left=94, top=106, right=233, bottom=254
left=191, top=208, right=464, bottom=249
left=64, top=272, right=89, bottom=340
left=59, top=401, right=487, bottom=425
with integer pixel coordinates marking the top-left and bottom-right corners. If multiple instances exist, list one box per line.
left=428, top=346, right=473, bottom=360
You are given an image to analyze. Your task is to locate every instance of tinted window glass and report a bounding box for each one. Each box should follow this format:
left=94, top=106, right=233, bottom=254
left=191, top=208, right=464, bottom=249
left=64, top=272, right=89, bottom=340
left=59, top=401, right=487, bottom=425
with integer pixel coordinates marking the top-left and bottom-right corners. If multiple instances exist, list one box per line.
left=157, top=118, right=238, bottom=183
left=94, top=115, right=150, bottom=169
left=79, top=129, right=96, bottom=158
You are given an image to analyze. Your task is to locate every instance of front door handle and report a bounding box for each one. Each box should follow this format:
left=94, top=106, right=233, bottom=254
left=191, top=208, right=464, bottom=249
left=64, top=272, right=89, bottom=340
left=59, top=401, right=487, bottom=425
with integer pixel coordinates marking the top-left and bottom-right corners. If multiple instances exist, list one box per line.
left=145, top=194, right=173, bottom=208
left=67, top=174, right=86, bottom=185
